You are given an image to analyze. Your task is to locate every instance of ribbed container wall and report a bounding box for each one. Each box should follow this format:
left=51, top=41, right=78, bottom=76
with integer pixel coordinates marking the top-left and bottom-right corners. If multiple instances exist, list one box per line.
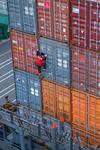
left=71, top=46, right=100, bottom=96
left=15, top=69, right=42, bottom=112
left=37, top=0, right=69, bottom=42
left=70, top=0, right=100, bottom=148
left=72, top=125, right=100, bottom=150
left=70, top=0, right=100, bottom=51
left=42, top=79, right=71, bottom=123
left=7, top=0, right=37, bottom=34
left=72, top=89, right=100, bottom=136
left=7, top=0, right=100, bottom=149
left=39, top=38, right=70, bottom=85
left=10, top=29, right=39, bottom=74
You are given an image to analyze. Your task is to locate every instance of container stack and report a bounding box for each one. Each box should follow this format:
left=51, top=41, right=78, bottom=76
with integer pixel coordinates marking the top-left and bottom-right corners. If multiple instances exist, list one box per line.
left=0, top=0, right=9, bottom=40
left=70, top=0, right=100, bottom=149
left=7, top=0, right=100, bottom=149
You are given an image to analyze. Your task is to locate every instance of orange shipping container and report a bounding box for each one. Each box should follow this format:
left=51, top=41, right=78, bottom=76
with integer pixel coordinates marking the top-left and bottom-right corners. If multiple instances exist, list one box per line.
left=72, top=90, right=88, bottom=129
left=72, top=125, right=100, bottom=149
left=72, top=126, right=88, bottom=148
left=88, top=95, right=100, bottom=136
left=72, top=89, right=100, bottom=136
left=42, top=79, right=71, bottom=123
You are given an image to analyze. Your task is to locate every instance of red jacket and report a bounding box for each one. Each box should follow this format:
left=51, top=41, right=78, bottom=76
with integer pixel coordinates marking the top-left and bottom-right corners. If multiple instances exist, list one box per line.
left=36, top=55, right=43, bottom=67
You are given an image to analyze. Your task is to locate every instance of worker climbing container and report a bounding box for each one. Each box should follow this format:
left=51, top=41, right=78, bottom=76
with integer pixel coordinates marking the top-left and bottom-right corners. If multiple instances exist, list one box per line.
left=42, top=79, right=71, bottom=123
left=10, top=29, right=39, bottom=74
left=37, top=0, right=69, bottom=43
left=15, top=69, right=42, bottom=112
left=39, top=37, right=70, bottom=85
left=70, top=0, right=100, bottom=51
left=71, top=46, right=100, bottom=96
left=7, top=0, right=37, bottom=34
left=72, top=89, right=100, bottom=137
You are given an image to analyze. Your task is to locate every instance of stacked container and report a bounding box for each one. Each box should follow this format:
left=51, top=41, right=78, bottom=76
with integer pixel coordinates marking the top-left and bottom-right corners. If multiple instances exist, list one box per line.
left=7, top=0, right=100, bottom=149
left=70, top=0, right=100, bottom=149
left=0, top=0, right=9, bottom=40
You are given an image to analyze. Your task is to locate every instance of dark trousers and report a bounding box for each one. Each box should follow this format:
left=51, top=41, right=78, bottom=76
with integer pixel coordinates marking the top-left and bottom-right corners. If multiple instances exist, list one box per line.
left=38, top=66, right=41, bottom=73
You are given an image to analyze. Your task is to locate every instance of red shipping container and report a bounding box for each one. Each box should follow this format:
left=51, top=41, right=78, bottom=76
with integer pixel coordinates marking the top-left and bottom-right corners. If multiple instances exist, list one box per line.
left=10, top=29, right=39, bottom=74
left=53, top=0, right=69, bottom=42
left=70, top=0, right=100, bottom=51
left=10, top=30, right=25, bottom=70
left=71, top=46, right=100, bottom=96
left=70, top=0, right=87, bottom=48
left=37, top=0, right=53, bottom=38
left=89, top=1, right=100, bottom=51
left=37, top=0, right=69, bottom=42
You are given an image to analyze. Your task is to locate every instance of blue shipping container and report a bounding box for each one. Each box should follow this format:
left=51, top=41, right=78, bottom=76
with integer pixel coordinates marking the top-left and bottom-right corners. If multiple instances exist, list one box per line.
left=39, top=38, right=70, bottom=86
left=15, top=69, right=41, bottom=112
left=7, top=0, right=37, bottom=34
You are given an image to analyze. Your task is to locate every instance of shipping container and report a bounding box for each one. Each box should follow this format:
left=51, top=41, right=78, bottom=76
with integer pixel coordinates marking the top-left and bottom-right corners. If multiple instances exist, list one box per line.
left=7, top=0, right=37, bottom=34
left=10, top=29, right=39, bottom=74
left=72, top=89, right=88, bottom=130
left=71, top=46, right=100, bottom=96
left=70, top=0, right=100, bottom=51
left=0, top=0, right=8, bottom=15
left=42, top=79, right=71, bottom=123
left=88, top=1, right=100, bottom=51
left=39, top=38, right=70, bottom=85
left=72, top=125, right=100, bottom=150
left=15, top=69, right=42, bottom=112
left=88, top=95, right=100, bottom=137
left=37, top=0, right=69, bottom=42
left=72, top=89, right=100, bottom=137
left=10, top=30, right=25, bottom=70
left=37, top=0, right=53, bottom=38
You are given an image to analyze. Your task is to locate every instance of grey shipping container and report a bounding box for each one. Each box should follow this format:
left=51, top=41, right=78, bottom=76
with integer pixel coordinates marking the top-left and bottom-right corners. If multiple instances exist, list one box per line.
left=7, top=0, right=37, bottom=34
left=39, top=38, right=70, bottom=86
left=15, top=69, right=42, bottom=112
left=0, top=0, right=8, bottom=15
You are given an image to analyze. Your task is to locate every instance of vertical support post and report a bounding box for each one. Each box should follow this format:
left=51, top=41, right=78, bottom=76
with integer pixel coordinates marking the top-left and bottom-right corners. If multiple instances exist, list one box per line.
left=59, top=116, right=64, bottom=134
left=38, top=124, right=41, bottom=137
left=3, top=125, right=6, bottom=140
left=51, top=122, right=57, bottom=150
left=19, top=127, right=25, bottom=150
left=10, top=112, right=13, bottom=124
left=29, top=135, right=33, bottom=150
